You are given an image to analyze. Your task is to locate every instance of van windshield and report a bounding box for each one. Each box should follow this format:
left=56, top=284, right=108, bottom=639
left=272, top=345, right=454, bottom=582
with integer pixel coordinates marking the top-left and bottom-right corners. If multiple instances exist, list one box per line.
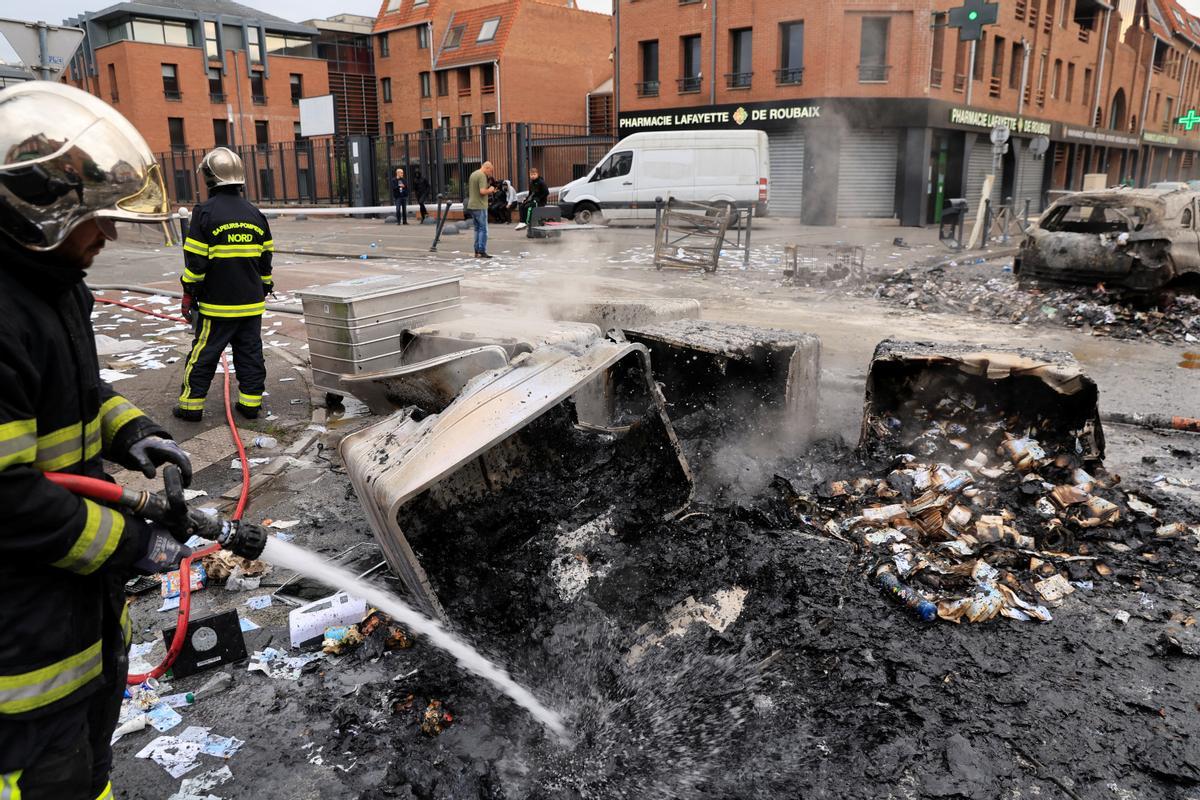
left=593, top=151, right=633, bottom=181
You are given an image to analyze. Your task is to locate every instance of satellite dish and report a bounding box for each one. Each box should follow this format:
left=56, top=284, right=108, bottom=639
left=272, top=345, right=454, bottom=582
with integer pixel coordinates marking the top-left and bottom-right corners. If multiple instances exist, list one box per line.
left=990, top=123, right=1011, bottom=145
left=1029, top=135, right=1050, bottom=158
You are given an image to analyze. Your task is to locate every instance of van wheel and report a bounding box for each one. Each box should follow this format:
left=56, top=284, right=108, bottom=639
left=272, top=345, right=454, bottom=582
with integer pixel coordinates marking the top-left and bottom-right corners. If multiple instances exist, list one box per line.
left=705, top=201, right=736, bottom=219
left=575, top=202, right=601, bottom=225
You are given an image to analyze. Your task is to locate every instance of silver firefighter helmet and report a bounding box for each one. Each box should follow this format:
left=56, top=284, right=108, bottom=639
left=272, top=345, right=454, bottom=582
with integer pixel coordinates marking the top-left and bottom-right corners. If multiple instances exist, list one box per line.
left=198, top=146, right=245, bottom=190
left=0, top=82, right=173, bottom=251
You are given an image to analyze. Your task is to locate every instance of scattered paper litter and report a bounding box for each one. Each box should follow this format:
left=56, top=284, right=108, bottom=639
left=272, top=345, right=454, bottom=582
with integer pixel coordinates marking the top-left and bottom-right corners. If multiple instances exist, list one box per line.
left=266, top=519, right=300, bottom=530
left=136, top=735, right=203, bottom=778
left=246, top=595, right=273, bottom=610
left=247, top=648, right=324, bottom=680
left=183, top=489, right=208, bottom=501
left=99, top=369, right=136, bottom=383
left=147, top=704, right=184, bottom=732
left=239, top=617, right=260, bottom=632
left=167, top=765, right=234, bottom=800
left=231, top=458, right=270, bottom=470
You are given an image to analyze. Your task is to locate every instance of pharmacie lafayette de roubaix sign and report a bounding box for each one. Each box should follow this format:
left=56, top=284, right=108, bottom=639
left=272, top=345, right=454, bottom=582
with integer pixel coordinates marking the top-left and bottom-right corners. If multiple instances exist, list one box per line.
left=948, top=106, right=1052, bottom=136
left=619, top=100, right=822, bottom=131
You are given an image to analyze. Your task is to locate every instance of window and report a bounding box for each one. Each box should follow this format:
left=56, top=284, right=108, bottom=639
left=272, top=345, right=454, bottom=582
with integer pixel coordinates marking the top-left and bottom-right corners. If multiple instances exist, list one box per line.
left=205, top=21, right=219, bottom=59
left=419, top=71, right=431, bottom=98
left=858, top=16, right=890, bottom=82
left=381, top=77, right=392, bottom=102
left=107, top=63, right=118, bottom=102
left=422, top=117, right=434, bottom=130
left=168, top=117, right=186, bottom=151
left=991, top=35, right=1005, bottom=80
left=213, top=119, right=228, bottom=147
left=680, top=34, right=701, bottom=93
left=208, top=67, right=224, bottom=101
left=1166, top=96, right=1174, bottom=126
left=290, top=74, right=303, bottom=105
left=779, top=21, right=803, bottom=85
left=255, top=120, right=269, bottom=148
left=478, top=18, right=500, bottom=42
left=1051, top=59, right=1062, bottom=99
left=294, top=122, right=303, bottom=142
left=386, top=0, right=400, bottom=9
left=457, top=67, right=471, bottom=96
left=445, top=24, right=465, bottom=49
left=439, top=116, right=450, bottom=132
left=639, top=40, right=659, bottom=96
left=594, top=151, right=632, bottom=181
left=461, top=114, right=473, bottom=139
left=1009, top=41, right=1022, bottom=90
left=930, top=13, right=945, bottom=88
left=1066, top=62, right=1075, bottom=101
left=380, top=32, right=389, bottom=57
left=250, top=73, right=266, bottom=104
left=436, top=70, right=448, bottom=96
left=481, top=63, right=495, bottom=92
left=265, top=34, right=314, bottom=58
left=729, top=28, right=752, bottom=88
left=417, top=25, right=429, bottom=49
left=162, top=63, right=180, bottom=100
left=1083, top=67, right=1093, bottom=106
left=132, top=18, right=192, bottom=46
left=385, top=121, right=394, bottom=140
left=248, top=28, right=262, bottom=63
left=483, top=111, right=496, bottom=126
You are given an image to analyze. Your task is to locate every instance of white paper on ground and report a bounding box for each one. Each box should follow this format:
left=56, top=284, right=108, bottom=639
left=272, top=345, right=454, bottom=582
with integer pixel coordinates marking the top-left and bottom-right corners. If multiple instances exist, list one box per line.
left=288, top=592, right=366, bottom=648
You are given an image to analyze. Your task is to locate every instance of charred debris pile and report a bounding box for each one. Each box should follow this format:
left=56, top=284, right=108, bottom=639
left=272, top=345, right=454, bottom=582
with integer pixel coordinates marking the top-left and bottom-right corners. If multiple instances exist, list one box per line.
left=867, top=266, right=1200, bottom=344
left=772, top=342, right=1200, bottom=624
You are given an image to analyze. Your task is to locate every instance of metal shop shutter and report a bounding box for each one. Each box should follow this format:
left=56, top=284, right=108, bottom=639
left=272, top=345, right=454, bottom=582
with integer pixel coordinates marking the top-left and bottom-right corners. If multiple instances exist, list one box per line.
left=768, top=129, right=805, bottom=217
left=836, top=129, right=900, bottom=219
left=1015, top=142, right=1046, bottom=214
left=966, top=141, right=1003, bottom=214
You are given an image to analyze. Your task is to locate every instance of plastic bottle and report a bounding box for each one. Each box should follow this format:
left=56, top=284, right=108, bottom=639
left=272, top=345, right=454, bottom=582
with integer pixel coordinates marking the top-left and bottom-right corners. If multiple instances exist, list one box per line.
left=877, top=569, right=938, bottom=622
left=186, top=671, right=232, bottom=704
left=252, top=435, right=278, bottom=449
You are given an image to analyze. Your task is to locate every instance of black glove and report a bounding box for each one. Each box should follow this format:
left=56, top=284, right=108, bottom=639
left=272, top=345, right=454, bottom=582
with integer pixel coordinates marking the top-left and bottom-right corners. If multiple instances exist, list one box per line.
left=133, top=526, right=193, bottom=575
left=129, top=435, right=193, bottom=487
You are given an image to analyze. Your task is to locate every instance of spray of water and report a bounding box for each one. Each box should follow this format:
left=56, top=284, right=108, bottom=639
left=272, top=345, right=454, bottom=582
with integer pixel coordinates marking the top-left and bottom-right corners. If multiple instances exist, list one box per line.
left=259, top=537, right=568, bottom=741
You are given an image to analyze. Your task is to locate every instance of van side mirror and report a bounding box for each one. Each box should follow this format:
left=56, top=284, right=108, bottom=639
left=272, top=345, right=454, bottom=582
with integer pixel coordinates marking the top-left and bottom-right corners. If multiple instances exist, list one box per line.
left=589, top=170, right=601, bottom=183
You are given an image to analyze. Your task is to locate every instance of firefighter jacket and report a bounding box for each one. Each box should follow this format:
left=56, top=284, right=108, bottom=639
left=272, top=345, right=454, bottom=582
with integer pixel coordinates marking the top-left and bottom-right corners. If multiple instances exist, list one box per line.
left=0, top=239, right=166, bottom=720
left=181, top=191, right=274, bottom=318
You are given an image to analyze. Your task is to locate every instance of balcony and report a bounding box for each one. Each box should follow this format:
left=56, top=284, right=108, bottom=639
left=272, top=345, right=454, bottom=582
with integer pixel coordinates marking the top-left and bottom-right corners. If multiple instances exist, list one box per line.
left=988, top=76, right=1001, bottom=98
left=1043, top=12, right=1053, bottom=34
left=1015, top=0, right=1027, bottom=20
left=858, top=64, right=890, bottom=83
left=1078, top=27, right=1090, bottom=43
left=725, top=72, right=752, bottom=89
left=481, top=83, right=495, bottom=95
left=775, top=67, right=803, bottom=86
left=930, top=66, right=943, bottom=88
left=458, top=86, right=471, bottom=97
left=636, top=80, right=660, bottom=97
left=677, top=75, right=702, bottom=93
left=252, top=94, right=267, bottom=105
left=163, top=89, right=182, bottom=101
left=209, top=91, right=226, bottom=103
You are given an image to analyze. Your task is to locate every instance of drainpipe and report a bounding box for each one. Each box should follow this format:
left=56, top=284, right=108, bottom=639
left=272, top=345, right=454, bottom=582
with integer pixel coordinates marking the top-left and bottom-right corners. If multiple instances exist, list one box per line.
left=1092, top=6, right=1112, bottom=126
left=232, top=48, right=248, bottom=151
left=494, top=59, right=502, bottom=122
left=1139, top=34, right=1160, bottom=182
left=429, top=22, right=439, bottom=127
left=709, top=0, right=717, bottom=104
left=613, top=0, right=620, bottom=124
left=966, top=40, right=976, bottom=105
left=1178, top=41, right=1194, bottom=121
left=1017, top=38, right=1032, bottom=117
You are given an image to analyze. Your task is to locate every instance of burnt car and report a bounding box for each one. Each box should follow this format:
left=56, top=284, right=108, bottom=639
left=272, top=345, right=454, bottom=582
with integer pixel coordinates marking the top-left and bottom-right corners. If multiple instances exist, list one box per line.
left=1015, top=188, right=1200, bottom=293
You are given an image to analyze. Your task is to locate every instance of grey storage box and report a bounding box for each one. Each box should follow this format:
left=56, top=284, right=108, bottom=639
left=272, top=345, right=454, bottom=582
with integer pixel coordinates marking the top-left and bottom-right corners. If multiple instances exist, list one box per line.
left=297, top=274, right=462, bottom=396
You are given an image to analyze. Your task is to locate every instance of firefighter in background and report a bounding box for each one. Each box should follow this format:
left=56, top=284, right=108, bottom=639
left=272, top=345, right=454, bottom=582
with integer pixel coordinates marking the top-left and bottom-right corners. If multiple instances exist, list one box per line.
left=0, top=82, right=194, bottom=799
left=175, top=148, right=273, bottom=422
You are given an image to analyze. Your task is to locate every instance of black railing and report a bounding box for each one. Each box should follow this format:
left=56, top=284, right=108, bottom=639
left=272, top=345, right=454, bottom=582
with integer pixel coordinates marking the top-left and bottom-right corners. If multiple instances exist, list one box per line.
left=636, top=80, right=660, bottom=97
left=164, top=89, right=182, bottom=101
left=775, top=67, right=803, bottom=85
left=677, top=76, right=702, bottom=93
left=725, top=72, right=752, bottom=89
left=210, top=92, right=226, bottom=103
left=858, top=64, right=891, bottom=82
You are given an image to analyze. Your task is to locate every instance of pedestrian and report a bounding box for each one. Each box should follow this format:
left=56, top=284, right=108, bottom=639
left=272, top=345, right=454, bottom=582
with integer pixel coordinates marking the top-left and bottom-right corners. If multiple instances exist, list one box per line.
left=0, top=81, right=195, bottom=800
left=489, top=176, right=512, bottom=224
left=176, top=147, right=274, bottom=422
left=467, top=161, right=497, bottom=258
left=515, top=167, right=550, bottom=231
left=412, top=168, right=430, bottom=222
left=390, top=167, right=409, bottom=225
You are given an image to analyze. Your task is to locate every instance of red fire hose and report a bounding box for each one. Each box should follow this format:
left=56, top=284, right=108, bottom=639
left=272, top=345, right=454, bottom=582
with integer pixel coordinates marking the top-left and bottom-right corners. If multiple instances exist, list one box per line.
left=47, top=294, right=256, bottom=683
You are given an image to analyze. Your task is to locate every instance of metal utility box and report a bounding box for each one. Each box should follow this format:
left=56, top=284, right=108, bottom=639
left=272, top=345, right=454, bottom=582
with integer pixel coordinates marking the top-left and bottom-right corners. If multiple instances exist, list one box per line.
left=297, top=273, right=462, bottom=396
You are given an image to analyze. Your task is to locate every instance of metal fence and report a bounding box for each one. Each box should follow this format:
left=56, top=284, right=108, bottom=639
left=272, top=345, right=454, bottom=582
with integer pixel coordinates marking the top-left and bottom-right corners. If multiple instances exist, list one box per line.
left=158, top=123, right=615, bottom=209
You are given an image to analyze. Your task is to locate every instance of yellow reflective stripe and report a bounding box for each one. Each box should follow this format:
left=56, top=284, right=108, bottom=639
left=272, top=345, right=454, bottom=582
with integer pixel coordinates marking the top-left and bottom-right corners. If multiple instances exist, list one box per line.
left=182, top=267, right=205, bottom=283
left=179, top=318, right=212, bottom=407
left=93, top=781, right=112, bottom=800
left=99, top=396, right=145, bottom=449
left=0, top=640, right=102, bottom=715
left=84, top=416, right=102, bottom=461
left=261, top=275, right=274, bottom=283
left=237, top=392, right=262, bottom=408
left=262, top=239, right=274, bottom=251
left=209, top=244, right=267, bottom=258
left=0, top=770, right=22, bottom=800
left=182, top=237, right=209, bottom=256
left=198, top=301, right=266, bottom=318
left=120, top=604, right=132, bottom=648
left=34, top=422, right=82, bottom=471
left=0, top=419, right=37, bottom=470
left=51, top=500, right=124, bottom=575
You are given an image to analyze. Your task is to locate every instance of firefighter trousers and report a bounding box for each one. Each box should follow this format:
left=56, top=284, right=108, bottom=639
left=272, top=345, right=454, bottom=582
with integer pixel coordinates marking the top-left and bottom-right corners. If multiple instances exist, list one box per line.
left=177, top=314, right=266, bottom=413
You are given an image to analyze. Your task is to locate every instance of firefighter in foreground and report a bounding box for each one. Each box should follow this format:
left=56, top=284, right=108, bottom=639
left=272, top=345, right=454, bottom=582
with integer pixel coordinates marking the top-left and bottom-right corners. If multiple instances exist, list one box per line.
left=175, top=148, right=273, bottom=422
left=0, top=83, right=194, bottom=798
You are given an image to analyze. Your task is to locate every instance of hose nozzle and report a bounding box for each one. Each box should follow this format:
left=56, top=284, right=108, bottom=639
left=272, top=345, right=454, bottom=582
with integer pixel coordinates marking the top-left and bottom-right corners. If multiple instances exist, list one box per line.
left=217, top=520, right=267, bottom=560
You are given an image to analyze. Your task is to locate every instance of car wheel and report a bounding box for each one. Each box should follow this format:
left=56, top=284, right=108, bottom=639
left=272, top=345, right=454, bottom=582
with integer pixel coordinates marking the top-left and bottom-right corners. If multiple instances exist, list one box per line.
left=575, top=203, right=601, bottom=225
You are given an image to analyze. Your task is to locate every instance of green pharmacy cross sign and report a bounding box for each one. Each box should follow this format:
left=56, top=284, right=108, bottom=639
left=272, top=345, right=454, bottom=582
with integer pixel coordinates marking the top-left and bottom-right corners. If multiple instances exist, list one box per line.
left=1178, top=109, right=1200, bottom=131
left=947, top=0, right=999, bottom=41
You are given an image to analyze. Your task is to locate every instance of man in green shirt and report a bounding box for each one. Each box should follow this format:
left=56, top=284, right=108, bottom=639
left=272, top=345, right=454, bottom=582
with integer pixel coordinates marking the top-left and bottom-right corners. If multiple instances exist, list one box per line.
left=467, top=161, right=496, bottom=258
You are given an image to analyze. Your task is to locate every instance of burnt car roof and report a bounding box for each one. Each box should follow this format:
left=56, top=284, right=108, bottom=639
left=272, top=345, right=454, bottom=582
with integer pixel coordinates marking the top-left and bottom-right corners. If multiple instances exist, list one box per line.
left=1048, top=188, right=1199, bottom=215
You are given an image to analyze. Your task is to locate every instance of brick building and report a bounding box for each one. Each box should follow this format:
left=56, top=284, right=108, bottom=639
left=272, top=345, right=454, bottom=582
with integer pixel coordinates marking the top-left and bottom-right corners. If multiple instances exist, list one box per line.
left=304, top=13, right=379, bottom=136
left=372, top=0, right=612, bottom=136
left=615, top=0, right=1200, bottom=224
left=65, top=0, right=330, bottom=200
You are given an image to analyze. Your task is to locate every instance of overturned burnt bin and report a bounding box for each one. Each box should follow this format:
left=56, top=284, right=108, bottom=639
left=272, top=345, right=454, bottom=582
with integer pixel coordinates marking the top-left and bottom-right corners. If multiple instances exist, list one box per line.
left=339, top=340, right=694, bottom=620
left=858, top=340, right=1104, bottom=466
left=623, top=320, right=821, bottom=445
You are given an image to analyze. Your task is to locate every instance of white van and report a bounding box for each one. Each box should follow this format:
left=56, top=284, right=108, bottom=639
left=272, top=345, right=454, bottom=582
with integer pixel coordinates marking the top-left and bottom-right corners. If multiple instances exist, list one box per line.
left=557, top=129, right=770, bottom=223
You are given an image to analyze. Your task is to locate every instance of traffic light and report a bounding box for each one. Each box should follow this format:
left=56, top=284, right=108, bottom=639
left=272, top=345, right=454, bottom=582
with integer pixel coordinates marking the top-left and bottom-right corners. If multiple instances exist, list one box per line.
left=948, top=0, right=1000, bottom=41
